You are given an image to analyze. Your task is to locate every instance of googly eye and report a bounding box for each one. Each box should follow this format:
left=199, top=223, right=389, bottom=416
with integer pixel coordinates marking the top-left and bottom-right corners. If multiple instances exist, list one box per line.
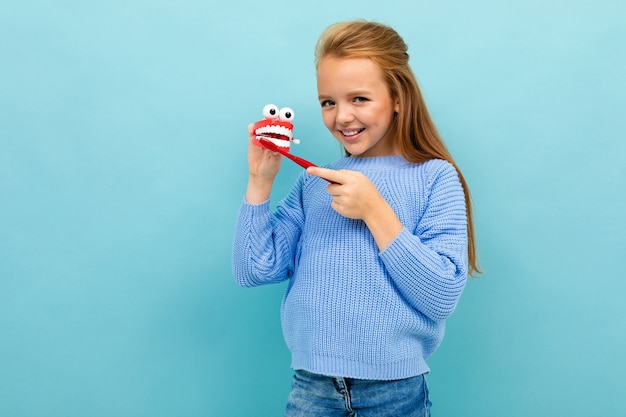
left=262, top=104, right=279, bottom=119
left=279, top=107, right=295, bottom=122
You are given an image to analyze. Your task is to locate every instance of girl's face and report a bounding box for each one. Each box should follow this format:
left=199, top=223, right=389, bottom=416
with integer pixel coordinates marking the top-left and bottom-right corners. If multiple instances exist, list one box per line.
left=317, top=56, right=399, bottom=158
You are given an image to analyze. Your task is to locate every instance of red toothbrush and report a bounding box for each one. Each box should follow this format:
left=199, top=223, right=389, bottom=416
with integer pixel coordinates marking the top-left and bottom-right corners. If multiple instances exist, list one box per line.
left=258, top=138, right=318, bottom=169
left=257, top=138, right=335, bottom=183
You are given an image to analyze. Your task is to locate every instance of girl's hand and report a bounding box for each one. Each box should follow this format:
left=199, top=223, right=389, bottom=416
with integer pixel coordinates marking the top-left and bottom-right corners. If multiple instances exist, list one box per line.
left=306, top=167, right=378, bottom=220
left=306, top=166, right=403, bottom=251
left=247, top=124, right=282, bottom=179
left=245, top=124, right=282, bottom=204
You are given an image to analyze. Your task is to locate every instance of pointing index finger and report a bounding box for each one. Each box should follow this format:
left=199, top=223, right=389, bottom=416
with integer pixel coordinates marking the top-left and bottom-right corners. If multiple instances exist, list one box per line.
left=306, top=166, right=343, bottom=184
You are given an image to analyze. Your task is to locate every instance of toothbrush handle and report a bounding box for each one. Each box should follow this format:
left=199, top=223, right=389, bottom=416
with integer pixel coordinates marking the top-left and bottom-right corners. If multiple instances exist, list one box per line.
left=258, top=138, right=317, bottom=169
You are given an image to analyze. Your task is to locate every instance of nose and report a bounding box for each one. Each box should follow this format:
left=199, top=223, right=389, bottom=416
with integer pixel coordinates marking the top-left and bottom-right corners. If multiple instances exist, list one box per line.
left=335, top=104, right=355, bottom=124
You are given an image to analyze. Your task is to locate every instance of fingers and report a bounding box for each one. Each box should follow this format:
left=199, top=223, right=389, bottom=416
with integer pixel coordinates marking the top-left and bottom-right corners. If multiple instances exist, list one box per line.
left=248, top=123, right=260, bottom=147
left=306, top=166, right=346, bottom=184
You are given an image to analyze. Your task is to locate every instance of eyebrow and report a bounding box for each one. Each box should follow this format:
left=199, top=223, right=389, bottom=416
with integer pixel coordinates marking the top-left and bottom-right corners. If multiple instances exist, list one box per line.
left=318, top=90, right=372, bottom=100
left=347, top=90, right=372, bottom=96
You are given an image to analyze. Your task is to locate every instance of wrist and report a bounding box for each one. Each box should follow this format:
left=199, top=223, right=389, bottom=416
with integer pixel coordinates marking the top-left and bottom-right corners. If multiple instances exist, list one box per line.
left=245, top=174, right=274, bottom=204
left=363, top=199, right=403, bottom=251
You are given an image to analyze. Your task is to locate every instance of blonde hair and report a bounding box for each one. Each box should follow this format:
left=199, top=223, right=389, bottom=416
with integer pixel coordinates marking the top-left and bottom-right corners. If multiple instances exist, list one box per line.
left=315, top=20, right=481, bottom=276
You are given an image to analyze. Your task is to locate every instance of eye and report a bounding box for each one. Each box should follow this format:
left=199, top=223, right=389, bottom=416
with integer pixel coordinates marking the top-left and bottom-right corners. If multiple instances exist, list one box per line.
left=354, top=96, right=368, bottom=103
left=279, top=107, right=295, bottom=122
left=262, top=104, right=279, bottom=119
left=320, top=100, right=334, bottom=107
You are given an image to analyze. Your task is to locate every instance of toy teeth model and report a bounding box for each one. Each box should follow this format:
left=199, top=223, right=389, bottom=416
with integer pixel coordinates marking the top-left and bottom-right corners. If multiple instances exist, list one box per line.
left=252, top=104, right=326, bottom=174
left=252, top=104, right=299, bottom=151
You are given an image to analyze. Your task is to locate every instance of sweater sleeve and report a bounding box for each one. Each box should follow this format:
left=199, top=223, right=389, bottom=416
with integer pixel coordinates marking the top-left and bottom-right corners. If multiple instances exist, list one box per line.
left=231, top=175, right=305, bottom=287
left=379, top=161, right=468, bottom=321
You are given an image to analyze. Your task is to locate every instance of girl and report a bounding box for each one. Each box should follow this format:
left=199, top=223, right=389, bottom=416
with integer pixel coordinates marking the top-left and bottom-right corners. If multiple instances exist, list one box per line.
left=232, top=20, right=480, bottom=417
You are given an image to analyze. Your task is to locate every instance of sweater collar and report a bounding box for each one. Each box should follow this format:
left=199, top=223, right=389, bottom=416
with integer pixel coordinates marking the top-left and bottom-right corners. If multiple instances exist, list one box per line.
left=335, top=155, right=411, bottom=170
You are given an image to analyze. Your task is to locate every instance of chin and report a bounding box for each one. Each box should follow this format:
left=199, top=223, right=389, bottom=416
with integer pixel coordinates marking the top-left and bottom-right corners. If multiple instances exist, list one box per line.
left=340, top=142, right=364, bottom=156
left=347, top=146, right=375, bottom=157
left=344, top=148, right=363, bottom=157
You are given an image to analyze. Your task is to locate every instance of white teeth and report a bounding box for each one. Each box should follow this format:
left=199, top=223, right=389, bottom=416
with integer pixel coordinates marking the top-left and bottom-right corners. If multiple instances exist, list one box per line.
left=256, top=136, right=291, bottom=148
left=255, top=125, right=293, bottom=139
left=341, top=129, right=362, bottom=136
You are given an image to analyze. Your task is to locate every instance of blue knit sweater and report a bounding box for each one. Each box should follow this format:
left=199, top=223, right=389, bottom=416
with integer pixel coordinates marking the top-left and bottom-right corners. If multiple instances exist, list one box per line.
left=232, top=155, right=468, bottom=380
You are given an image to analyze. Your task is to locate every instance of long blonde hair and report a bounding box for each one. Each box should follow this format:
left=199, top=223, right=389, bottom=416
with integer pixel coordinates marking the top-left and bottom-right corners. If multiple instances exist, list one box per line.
left=315, top=20, right=481, bottom=276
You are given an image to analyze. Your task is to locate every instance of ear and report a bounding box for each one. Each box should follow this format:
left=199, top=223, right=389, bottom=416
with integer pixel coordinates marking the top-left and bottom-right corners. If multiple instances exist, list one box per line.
left=394, top=97, right=400, bottom=113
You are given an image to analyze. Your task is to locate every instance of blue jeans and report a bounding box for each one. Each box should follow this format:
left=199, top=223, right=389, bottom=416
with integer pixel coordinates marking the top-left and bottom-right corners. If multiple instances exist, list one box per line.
left=284, top=370, right=431, bottom=417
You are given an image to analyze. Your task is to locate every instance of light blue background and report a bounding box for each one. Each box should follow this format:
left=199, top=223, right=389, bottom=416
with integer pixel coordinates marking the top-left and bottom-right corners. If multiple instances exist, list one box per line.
left=1, top=1, right=624, bottom=416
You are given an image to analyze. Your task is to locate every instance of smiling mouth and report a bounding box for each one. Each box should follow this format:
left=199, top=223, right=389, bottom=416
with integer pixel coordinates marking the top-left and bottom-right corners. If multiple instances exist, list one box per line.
left=340, top=128, right=365, bottom=137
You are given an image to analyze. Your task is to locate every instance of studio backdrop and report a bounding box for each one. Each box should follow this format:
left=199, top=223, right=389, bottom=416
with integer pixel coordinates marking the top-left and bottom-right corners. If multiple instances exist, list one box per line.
left=1, top=1, right=624, bottom=416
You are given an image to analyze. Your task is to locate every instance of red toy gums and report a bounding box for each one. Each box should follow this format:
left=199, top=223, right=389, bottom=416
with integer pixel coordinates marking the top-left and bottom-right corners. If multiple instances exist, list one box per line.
left=252, top=104, right=299, bottom=151
left=251, top=104, right=332, bottom=180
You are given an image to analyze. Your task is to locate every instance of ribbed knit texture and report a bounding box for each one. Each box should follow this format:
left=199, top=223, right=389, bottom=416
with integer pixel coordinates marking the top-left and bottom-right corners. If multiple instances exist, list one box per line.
left=232, top=156, right=468, bottom=380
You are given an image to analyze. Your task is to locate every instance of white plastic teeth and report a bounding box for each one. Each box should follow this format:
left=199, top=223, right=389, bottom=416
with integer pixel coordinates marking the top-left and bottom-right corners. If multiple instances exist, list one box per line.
left=256, top=136, right=291, bottom=148
left=255, top=124, right=293, bottom=139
